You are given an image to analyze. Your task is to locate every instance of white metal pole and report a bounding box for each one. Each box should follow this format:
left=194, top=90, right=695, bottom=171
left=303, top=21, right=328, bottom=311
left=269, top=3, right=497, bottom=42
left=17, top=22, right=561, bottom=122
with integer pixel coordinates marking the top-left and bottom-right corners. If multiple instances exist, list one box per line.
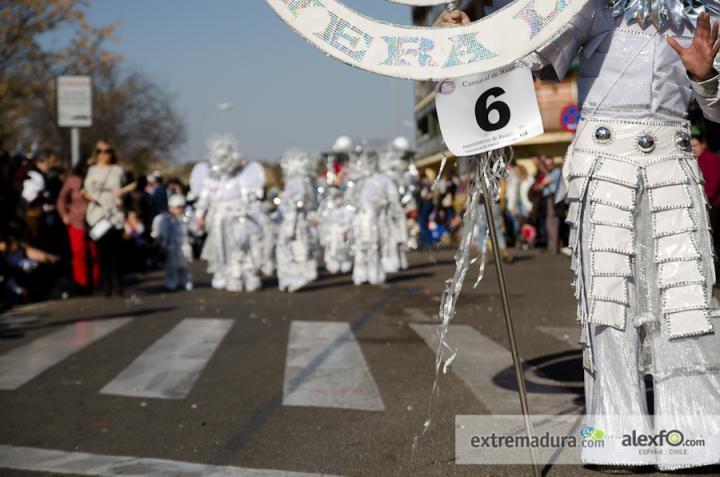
left=478, top=153, right=540, bottom=477
left=71, top=127, right=80, bottom=167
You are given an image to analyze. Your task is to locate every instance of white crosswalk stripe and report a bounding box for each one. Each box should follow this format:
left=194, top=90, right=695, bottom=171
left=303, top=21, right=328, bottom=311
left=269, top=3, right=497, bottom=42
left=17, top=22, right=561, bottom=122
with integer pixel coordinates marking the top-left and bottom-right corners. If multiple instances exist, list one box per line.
left=282, top=321, right=385, bottom=411
left=0, top=445, right=344, bottom=477
left=100, top=318, right=233, bottom=399
left=0, top=318, right=133, bottom=390
left=410, top=321, right=581, bottom=415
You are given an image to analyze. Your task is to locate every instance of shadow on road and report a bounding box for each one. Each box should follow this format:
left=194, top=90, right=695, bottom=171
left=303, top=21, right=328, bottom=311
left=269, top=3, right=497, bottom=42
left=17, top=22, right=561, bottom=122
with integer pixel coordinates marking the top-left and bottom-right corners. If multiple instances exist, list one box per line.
left=386, top=271, right=435, bottom=284
left=406, top=258, right=455, bottom=270
left=5, top=306, right=177, bottom=334
left=299, top=279, right=355, bottom=292
left=297, top=271, right=435, bottom=292
left=493, top=349, right=585, bottom=395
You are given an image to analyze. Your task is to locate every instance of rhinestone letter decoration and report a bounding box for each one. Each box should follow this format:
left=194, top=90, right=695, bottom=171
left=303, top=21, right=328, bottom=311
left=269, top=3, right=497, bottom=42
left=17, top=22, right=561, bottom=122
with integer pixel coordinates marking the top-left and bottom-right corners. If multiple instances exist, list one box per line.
left=443, top=33, right=498, bottom=68
left=381, top=36, right=437, bottom=67
left=513, top=0, right=569, bottom=39
left=265, top=0, right=589, bottom=80
left=316, top=12, right=373, bottom=62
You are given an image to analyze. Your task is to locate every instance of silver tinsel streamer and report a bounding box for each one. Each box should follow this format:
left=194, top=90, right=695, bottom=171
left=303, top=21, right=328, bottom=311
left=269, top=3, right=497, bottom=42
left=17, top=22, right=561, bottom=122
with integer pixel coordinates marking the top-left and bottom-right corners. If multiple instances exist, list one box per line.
left=414, top=151, right=508, bottom=446
left=609, top=0, right=720, bottom=29
left=473, top=150, right=510, bottom=287
left=432, top=152, right=448, bottom=192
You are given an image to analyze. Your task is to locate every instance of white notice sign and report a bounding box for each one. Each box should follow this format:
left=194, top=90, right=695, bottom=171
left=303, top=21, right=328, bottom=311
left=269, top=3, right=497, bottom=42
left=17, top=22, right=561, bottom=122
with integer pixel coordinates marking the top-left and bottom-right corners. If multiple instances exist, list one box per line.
left=57, top=76, right=92, bottom=127
left=435, top=66, right=543, bottom=156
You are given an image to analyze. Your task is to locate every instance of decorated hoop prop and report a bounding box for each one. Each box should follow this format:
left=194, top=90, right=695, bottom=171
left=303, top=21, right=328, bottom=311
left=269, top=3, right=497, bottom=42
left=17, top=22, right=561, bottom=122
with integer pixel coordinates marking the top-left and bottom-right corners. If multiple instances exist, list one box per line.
left=385, top=0, right=453, bottom=5
left=265, top=0, right=588, bottom=80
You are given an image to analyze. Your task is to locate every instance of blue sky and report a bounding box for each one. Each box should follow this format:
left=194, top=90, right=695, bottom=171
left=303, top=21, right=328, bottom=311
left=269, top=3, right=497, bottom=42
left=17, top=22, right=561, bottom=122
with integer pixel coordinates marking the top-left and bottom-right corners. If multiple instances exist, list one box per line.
left=83, top=1, right=416, bottom=163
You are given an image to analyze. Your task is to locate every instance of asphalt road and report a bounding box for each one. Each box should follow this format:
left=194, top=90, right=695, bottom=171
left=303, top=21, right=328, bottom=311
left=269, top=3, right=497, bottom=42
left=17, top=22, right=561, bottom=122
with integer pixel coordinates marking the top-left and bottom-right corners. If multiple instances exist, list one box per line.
left=0, top=248, right=718, bottom=477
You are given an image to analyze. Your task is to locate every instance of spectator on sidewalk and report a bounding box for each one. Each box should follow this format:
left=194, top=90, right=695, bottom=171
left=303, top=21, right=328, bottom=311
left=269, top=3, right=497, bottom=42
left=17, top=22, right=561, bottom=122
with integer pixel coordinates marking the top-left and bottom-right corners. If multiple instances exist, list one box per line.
left=0, top=141, right=21, bottom=237
left=694, top=134, right=720, bottom=283
left=34, top=150, right=67, bottom=262
left=417, top=184, right=434, bottom=249
left=476, top=194, right=514, bottom=263
left=540, top=156, right=562, bottom=254
left=124, top=175, right=153, bottom=234
left=505, top=162, right=533, bottom=247
left=528, top=155, right=547, bottom=247
left=19, top=153, right=48, bottom=244
left=145, top=171, right=168, bottom=220
left=122, top=210, right=151, bottom=272
left=166, top=178, right=186, bottom=197
left=83, top=140, right=127, bottom=297
left=151, top=194, right=193, bottom=291
left=57, top=160, right=99, bottom=294
left=0, top=233, right=60, bottom=304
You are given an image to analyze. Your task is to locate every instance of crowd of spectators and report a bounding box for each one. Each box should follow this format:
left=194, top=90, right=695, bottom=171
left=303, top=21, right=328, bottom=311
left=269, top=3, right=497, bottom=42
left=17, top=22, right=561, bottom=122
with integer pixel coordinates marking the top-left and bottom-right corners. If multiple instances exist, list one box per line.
left=413, top=156, right=572, bottom=259
left=0, top=139, right=188, bottom=312
left=415, top=142, right=720, bottom=268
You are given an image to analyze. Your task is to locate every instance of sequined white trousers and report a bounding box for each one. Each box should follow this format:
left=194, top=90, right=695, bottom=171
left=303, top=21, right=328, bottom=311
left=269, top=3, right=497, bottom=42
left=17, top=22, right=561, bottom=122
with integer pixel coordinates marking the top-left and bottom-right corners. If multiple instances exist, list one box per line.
left=562, top=118, right=720, bottom=469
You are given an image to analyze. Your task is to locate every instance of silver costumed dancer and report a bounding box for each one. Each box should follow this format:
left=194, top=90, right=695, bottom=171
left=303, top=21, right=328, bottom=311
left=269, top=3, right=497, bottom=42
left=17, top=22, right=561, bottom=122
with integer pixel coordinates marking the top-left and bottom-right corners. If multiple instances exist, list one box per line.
left=443, top=0, right=720, bottom=469
left=349, top=148, right=386, bottom=285
left=318, top=136, right=355, bottom=274
left=377, top=137, right=412, bottom=273
left=318, top=185, right=354, bottom=275
left=276, top=149, right=319, bottom=292
left=191, top=134, right=271, bottom=292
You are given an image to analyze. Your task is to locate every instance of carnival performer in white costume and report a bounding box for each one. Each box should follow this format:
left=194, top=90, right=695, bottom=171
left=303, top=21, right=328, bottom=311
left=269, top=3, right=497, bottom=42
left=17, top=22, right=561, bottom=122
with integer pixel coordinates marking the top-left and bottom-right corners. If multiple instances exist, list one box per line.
left=152, top=194, right=193, bottom=291
left=276, top=149, right=319, bottom=292
left=317, top=136, right=355, bottom=274
left=401, top=156, right=421, bottom=252
left=318, top=185, right=354, bottom=274
left=444, top=3, right=720, bottom=470
left=377, top=137, right=411, bottom=273
left=350, top=149, right=388, bottom=285
left=191, top=134, right=271, bottom=292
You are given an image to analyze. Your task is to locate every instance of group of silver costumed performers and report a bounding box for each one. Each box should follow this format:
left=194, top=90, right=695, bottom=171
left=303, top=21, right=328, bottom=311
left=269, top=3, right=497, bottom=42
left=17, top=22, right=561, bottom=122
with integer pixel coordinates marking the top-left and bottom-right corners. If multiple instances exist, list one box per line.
left=186, top=133, right=415, bottom=294
left=443, top=0, right=720, bottom=471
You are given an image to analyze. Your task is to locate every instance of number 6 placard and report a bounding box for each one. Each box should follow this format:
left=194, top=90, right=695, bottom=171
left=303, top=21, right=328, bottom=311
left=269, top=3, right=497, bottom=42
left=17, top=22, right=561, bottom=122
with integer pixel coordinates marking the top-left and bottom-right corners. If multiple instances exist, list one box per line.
left=435, top=66, right=543, bottom=156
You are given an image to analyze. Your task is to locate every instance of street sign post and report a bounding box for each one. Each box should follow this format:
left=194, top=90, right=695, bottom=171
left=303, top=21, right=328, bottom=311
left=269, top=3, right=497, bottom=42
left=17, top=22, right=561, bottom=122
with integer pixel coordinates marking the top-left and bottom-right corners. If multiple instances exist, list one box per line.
left=560, top=104, right=580, bottom=133
left=57, top=76, right=92, bottom=166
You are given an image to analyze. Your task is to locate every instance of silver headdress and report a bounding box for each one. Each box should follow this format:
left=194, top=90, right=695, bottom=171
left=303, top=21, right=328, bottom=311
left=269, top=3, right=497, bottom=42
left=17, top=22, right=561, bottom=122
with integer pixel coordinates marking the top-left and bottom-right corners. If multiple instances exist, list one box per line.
left=609, top=0, right=720, bottom=30
left=379, top=136, right=411, bottom=177
left=280, top=148, right=317, bottom=178
left=347, top=148, right=378, bottom=180
left=332, top=136, right=353, bottom=153
left=207, top=134, right=245, bottom=176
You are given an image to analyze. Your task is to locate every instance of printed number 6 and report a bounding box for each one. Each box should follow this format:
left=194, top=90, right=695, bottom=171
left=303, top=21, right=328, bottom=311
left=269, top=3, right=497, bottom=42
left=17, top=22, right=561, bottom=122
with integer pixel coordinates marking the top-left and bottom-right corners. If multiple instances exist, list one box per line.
left=475, top=87, right=511, bottom=132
